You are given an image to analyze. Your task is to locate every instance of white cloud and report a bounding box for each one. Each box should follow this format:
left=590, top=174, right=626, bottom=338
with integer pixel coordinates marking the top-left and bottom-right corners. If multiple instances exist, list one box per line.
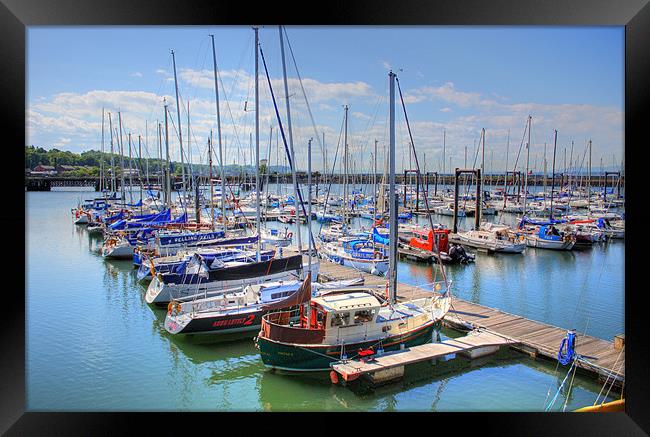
left=26, top=79, right=623, bottom=173
left=130, top=72, right=143, bottom=78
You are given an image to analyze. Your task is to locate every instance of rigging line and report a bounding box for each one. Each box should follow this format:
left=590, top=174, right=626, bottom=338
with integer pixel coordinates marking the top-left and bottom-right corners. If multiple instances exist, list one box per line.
left=319, top=111, right=346, bottom=234
left=259, top=42, right=318, bottom=256
left=601, top=349, right=625, bottom=403
left=282, top=26, right=324, bottom=157
left=562, top=355, right=580, bottom=411
left=395, top=76, right=448, bottom=289
left=218, top=38, right=255, bottom=158
left=545, top=358, right=577, bottom=411
left=593, top=345, right=624, bottom=405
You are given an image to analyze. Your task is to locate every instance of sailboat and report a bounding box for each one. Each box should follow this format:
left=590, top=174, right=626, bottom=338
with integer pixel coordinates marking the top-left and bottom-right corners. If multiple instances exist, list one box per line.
left=255, top=70, right=451, bottom=372
left=455, top=222, right=526, bottom=254
left=319, top=105, right=390, bottom=276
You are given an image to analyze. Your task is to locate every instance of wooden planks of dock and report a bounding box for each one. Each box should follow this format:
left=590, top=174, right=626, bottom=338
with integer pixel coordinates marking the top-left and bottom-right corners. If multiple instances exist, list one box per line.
left=331, top=330, right=515, bottom=382
left=316, top=260, right=624, bottom=387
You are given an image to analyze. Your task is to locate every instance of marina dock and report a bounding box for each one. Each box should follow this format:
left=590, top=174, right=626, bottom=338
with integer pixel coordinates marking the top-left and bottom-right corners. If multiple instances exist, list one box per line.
left=316, top=261, right=625, bottom=388
left=331, top=330, right=515, bottom=383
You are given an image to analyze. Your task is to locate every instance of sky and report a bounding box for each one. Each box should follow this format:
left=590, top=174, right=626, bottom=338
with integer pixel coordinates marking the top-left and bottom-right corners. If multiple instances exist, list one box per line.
left=26, top=26, right=624, bottom=174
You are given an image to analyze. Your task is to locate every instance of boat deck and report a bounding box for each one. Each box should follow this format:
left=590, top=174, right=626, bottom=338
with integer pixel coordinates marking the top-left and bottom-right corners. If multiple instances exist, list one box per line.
left=315, top=260, right=624, bottom=387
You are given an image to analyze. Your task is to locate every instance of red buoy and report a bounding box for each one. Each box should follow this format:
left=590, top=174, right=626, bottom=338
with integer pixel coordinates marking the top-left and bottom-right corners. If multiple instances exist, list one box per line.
left=329, top=370, right=339, bottom=385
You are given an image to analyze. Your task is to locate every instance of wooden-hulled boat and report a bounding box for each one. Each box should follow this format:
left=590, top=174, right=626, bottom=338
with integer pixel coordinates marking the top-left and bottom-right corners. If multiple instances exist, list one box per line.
left=256, top=284, right=451, bottom=372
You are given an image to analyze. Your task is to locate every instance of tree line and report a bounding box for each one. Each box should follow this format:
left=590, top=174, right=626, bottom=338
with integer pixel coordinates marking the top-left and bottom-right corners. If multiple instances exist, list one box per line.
left=25, top=146, right=291, bottom=177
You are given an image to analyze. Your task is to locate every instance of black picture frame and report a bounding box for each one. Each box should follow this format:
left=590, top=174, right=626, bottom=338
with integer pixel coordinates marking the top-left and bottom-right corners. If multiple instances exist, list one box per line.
left=3, top=0, right=648, bottom=434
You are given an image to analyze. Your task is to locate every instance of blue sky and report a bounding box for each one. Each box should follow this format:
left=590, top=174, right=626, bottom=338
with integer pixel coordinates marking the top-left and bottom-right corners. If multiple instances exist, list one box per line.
left=27, top=26, right=624, bottom=173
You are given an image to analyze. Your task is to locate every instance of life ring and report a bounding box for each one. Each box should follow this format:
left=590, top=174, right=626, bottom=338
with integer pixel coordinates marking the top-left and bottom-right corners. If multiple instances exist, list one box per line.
left=287, top=232, right=293, bottom=239
left=167, top=302, right=173, bottom=314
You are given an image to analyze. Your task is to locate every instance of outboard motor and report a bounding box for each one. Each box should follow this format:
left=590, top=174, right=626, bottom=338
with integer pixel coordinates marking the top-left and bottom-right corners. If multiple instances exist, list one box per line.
left=449, top=243, right=475, bottom=264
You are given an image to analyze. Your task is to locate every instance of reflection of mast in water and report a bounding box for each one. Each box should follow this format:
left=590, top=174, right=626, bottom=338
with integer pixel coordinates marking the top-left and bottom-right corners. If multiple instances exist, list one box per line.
left=470, top=259, right=481, bottom=302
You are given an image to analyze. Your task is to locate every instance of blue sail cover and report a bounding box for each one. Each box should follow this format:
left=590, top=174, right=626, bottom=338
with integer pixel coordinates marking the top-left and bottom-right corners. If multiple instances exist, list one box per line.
left=518, top=216, right=567, bottom=229
left=537, top=225, right=562, bottom=241
left=109, top=209, right=172, bottom=230
left=132, top=209, right=171, bottom=223
left=158, top=230, right=227, bottom=246
left=124, top=212, right=186, bottom=230
left=398, top=212, right=413, bottom=220
left=103, top=211, right=124, bottom=223
left=127, top=199, right=143, bottom=207
left=372, top=227, right=390, bottom=245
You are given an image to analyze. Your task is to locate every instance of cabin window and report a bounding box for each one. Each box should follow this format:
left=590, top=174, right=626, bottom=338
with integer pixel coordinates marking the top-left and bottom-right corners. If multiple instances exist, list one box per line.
left=330, top=312, right=350, bottom=327
left=354, top=309, right=374, bottom=324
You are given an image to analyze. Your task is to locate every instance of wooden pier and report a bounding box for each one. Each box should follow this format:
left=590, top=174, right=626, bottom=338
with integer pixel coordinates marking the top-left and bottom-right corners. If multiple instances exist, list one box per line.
left=316, top=261, right=624, bottom=388
left=331, top=330, right=515, bottom=383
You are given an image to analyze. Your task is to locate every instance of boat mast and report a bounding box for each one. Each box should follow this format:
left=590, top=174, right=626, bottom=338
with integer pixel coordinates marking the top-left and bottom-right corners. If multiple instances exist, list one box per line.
left=171, top=50, right=186, bottom=202
left=118, top=111, right=126, bottom=203
left=128, top=133, right=134, bottom=204
left=145, top=121, right=149, bottom=190
left=187, top=101, right=192, bottom=195
left=208, top=132, right=214, bottom=229
left=388, top=71, right=397, bottom=305
left=164, top=101, right=172, bottom=208
left=138, top=135, right=143, bottom=214
left=522, top=115, right=531, bottom=216
left=587, top=140, right=591, bottom=217
left=542, top=143, right=548, bottom=201
left=374, top=139, right=378, bottom=217
left=254, top=26, right=261, bottom=261
left=209, top=34, right=227, bottom=232
left=343, top=105, right=349, bottom=231
left=157, top=122, right=162, bottom=198
left=550, top=130, right=557, bottom=219
left=100, top=108, right=105, bottom=195
left=503, top=129, right=509, bottom=209
left=474, top=128, right=485, bottom=221
left=279, top=25, right=302, bottom=256
left=569, top=140, right=574, bottom=192
left=308, top=137, right=313, bottom=274
left=265, top=126, right=273, bottom=209
left=442, top=129, right=445, bottom=177
left=108, top=112, right=116, bottom=194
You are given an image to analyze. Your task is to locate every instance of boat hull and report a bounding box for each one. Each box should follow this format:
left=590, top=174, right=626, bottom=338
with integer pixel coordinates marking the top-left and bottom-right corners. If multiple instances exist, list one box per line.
left=145, top=263, right=319, bottom=305
left=321, top=252, right=388, bottom=275
left=257, top=321, right=437, bottom=372
left=455, top=234, right=526, bottom=254
left=101, top=243, right=134, bottom=259
left=524, top=236, right=575, bottom=250
left=165, top=309, right=267, bottom=337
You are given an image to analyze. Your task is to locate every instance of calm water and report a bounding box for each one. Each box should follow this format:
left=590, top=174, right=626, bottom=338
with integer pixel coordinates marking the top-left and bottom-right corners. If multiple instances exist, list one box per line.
left=26, top=190, right=621, bottom=411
